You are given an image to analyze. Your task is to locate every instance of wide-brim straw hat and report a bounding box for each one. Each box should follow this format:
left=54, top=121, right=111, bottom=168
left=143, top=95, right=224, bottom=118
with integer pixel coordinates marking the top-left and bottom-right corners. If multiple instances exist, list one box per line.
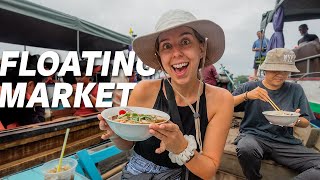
left=133, top=9, right=225, bottom=70
left=259, top=48, right=300, bottom=72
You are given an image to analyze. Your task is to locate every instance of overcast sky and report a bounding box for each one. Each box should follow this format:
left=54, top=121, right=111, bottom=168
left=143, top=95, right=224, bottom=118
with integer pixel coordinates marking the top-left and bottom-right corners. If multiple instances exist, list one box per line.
left=1, top=0, right=319, bottom=76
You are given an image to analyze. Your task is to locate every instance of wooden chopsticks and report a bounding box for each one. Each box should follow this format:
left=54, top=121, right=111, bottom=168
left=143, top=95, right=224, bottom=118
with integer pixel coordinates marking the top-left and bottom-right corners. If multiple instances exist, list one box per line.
left=267, top=97, right=281, bottom=111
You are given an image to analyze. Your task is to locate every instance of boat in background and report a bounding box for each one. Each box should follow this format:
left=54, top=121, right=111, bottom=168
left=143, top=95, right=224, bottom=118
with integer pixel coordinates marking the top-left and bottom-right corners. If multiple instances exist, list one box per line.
left=0, top=0, right=132, bottom=177
left=260, top=0, right=320, bottom=119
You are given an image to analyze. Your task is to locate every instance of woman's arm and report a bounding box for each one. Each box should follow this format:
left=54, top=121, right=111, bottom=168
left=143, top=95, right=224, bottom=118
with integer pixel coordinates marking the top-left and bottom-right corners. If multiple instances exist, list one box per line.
left=185, top=88, right=234, bottom=179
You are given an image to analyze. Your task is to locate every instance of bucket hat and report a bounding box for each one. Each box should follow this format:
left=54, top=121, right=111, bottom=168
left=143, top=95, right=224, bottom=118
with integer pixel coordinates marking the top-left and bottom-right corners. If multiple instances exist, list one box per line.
left=133, top=9, right=225, bottom=70
left=259, top=48, right=300, bottom=72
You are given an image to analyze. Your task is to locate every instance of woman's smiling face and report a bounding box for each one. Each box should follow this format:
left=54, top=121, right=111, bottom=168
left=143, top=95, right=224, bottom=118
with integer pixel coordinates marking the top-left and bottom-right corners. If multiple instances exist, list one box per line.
left=157, top=26, right=204, bottom=85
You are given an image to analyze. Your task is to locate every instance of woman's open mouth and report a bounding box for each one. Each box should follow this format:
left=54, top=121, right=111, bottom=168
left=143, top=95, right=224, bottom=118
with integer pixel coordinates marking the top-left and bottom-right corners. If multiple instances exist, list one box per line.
left=172, top=62, right=189, bottom=76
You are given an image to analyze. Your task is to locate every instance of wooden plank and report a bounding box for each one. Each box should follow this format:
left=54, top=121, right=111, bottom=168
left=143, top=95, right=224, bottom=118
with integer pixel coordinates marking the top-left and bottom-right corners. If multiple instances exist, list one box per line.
left=102, top=162, right=126, bottom=180
left=233, top=112, right=244, bottom=119
left=294, top=126, right=320, bottom=148
left=0, top=120, right=98, bottom=150
left=0, top=123, right=100, bottom=166
left=214, top=170, right=245, bottom=180
left=314, top=136, right=320, bottom=151
left=294, top=125, right=312, bottom=146
left=0, top=133, right=104, bottom=177
left=0, top=116, right=98, bottom=143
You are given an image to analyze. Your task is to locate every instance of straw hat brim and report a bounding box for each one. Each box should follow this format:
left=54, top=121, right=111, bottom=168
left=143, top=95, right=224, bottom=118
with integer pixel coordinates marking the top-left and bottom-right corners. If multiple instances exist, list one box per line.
left=259, top=63, right=300, bottom=72
left=133, top=20, right=225, bottom=70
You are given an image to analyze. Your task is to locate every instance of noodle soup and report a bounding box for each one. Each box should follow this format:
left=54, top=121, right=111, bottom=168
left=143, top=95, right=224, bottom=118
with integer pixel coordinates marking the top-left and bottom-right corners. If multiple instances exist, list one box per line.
left=262, top=111, right=300, bottom=126
left=110, top=112, right=168, bottom=124
left=102, top=107, right=170, bottom=141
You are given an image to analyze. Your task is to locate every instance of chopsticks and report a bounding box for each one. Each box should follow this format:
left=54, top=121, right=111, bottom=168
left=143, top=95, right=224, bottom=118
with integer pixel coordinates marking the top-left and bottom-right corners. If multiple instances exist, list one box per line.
left=267, top=97, right=281, bottom=111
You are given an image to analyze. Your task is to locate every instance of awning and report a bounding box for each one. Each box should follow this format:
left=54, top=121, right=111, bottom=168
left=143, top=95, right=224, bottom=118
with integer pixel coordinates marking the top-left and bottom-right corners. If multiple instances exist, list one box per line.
left=0, top=0, right=132, bottom=51
left=260, top=0, right=320, bottom=30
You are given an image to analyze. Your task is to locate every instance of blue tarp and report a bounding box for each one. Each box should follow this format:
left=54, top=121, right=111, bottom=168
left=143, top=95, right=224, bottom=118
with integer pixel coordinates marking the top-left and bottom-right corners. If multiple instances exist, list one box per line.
left=267, top=5, right=285, bottom=51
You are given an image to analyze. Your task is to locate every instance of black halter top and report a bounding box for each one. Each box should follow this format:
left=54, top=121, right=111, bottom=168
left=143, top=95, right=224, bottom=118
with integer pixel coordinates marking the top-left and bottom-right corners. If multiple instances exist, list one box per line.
left=134, top=80, right=209, bottom=170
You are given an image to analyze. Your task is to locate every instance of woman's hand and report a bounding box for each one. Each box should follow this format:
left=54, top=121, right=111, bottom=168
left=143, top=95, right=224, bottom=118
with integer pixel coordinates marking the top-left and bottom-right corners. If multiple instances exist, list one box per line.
left=247, top=86, right=270, bottom=102
left=149, top=122, right=188, bottom=154
left=97, top=114, right=135, bottom=150
left=97, top=114, right=117, bottom=140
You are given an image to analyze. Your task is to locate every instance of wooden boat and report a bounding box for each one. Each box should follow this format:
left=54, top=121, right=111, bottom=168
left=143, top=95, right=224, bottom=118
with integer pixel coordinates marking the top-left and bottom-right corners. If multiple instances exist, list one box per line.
left=0, top=0, right=132, bottom=178
left=0, top=115, right=104, bottom=177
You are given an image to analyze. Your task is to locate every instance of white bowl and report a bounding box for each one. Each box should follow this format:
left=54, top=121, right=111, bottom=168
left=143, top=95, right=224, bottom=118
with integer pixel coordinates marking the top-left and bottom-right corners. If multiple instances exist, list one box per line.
left=101, top=107, right=170, bottom=141
left=262, top=111, right=300, bottom=126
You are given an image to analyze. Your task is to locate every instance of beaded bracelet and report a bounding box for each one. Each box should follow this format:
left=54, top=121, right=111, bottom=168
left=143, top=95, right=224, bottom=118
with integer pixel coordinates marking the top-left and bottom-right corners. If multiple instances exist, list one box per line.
left=168, top=135, right=197, bottom=166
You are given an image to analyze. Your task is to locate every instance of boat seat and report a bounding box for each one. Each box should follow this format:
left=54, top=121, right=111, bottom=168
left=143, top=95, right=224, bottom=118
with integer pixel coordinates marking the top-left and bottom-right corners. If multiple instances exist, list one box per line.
left=76, top=145, right=122, bottom=180
left=294, top=125, right=320, bottom=148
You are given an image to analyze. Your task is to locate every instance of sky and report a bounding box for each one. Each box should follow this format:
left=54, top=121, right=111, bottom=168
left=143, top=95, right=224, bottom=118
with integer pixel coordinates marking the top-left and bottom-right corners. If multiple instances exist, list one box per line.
left=1, top=0, right=319, bottom=76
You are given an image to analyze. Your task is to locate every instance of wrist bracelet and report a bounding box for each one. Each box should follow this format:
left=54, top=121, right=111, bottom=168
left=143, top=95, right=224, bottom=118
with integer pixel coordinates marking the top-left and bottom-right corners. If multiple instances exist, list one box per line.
left=243, top=91, right=249, bottom=101
left=168, top=135, right=197, bottom=166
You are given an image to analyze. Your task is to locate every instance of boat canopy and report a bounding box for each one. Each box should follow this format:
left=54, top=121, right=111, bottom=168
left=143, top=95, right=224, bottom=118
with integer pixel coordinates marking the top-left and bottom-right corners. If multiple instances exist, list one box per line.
left=260, top=0, right=320, bottom=30
left=0, top=0, right=132, bottom=51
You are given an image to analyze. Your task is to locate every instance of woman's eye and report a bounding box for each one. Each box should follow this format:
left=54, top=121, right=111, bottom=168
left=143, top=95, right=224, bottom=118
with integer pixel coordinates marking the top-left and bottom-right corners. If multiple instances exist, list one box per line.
left=162, top=43, right=172, bottom=50
left=181, top=39, right=190, bottom=46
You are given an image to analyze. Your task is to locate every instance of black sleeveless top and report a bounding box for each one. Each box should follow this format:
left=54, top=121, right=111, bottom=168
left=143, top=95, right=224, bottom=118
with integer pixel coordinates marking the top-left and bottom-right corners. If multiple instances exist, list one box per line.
left=134, top=80, right=209, bottom=170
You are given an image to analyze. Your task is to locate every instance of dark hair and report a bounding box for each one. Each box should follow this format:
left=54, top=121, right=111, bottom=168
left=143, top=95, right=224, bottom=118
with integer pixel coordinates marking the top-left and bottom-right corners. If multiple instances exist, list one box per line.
left=79, top=60, right=88, bottom=74
left=63, top=71, right=76, bottom=84
left=299, top=24, right=308, bottom=29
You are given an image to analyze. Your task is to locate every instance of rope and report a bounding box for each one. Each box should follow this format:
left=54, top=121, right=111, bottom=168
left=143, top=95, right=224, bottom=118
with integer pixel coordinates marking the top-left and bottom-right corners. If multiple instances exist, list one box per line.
left=155, top=38, right=208, bottom=153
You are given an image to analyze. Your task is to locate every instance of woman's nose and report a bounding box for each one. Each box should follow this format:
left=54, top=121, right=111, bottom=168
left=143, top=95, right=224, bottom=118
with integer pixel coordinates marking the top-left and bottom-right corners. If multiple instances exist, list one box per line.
left=171, top=44, right=183, bottom=57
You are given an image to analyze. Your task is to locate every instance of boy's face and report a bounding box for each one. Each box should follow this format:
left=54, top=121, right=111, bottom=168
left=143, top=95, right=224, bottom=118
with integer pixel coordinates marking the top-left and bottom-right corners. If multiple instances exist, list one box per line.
left=264, top=71, right=289, bottom=88
left=299, top=27, right=307, bottom=35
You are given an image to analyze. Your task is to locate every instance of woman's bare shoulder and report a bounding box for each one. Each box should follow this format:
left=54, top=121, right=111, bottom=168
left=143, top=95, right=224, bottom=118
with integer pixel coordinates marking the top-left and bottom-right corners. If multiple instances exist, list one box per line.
left=205, top=85, right=232, bottom=100
left=133, top=79, right=162, bottom=92
left=205, top=85, right=233, bottom=116
left=128, top=79, right=162, bottom=107
left=206, top=86, right=234, bottom=121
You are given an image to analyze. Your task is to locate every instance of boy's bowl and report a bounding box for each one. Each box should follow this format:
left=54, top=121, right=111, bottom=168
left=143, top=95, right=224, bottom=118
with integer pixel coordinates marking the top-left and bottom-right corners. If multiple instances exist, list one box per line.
left=262, top=111, right=300, bottom=126
left=101, top=107, right=170, bottom=141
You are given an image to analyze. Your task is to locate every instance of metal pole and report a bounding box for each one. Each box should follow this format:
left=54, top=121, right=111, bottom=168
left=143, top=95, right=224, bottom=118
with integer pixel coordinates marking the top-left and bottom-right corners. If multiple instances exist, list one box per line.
left=77, top=30, right=81, bottom=59
left=258, top=30, right=266, bottom=78
left=306, top=59, right=310, bottom=74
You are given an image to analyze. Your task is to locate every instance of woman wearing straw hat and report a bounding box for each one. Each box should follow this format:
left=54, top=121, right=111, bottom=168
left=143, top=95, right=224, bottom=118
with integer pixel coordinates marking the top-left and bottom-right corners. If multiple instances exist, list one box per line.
left=98, top=9, right=233, bottom=179
left=233, top=48, right=320, bottom=180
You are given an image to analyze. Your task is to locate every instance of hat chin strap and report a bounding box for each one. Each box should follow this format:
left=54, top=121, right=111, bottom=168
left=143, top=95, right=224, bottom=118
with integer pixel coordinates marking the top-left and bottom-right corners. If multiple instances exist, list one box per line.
left=155, top=38, right=208, bottom=153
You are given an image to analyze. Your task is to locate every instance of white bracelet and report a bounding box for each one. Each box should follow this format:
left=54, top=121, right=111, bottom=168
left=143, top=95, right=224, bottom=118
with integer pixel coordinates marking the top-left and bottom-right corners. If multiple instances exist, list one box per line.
left=168, top=135, right=197, bottom=166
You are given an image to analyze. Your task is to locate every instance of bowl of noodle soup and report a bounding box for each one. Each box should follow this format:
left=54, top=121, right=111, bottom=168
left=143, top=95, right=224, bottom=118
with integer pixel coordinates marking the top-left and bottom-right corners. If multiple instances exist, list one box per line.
left=101, top=107, right=170, bottom=141
left=262, top=111, right=300, bottom=126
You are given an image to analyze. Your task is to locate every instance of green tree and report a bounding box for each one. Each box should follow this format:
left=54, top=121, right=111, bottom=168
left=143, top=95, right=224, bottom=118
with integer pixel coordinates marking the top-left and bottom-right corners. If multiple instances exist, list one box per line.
left=234, top=75, right=249, bottom=84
